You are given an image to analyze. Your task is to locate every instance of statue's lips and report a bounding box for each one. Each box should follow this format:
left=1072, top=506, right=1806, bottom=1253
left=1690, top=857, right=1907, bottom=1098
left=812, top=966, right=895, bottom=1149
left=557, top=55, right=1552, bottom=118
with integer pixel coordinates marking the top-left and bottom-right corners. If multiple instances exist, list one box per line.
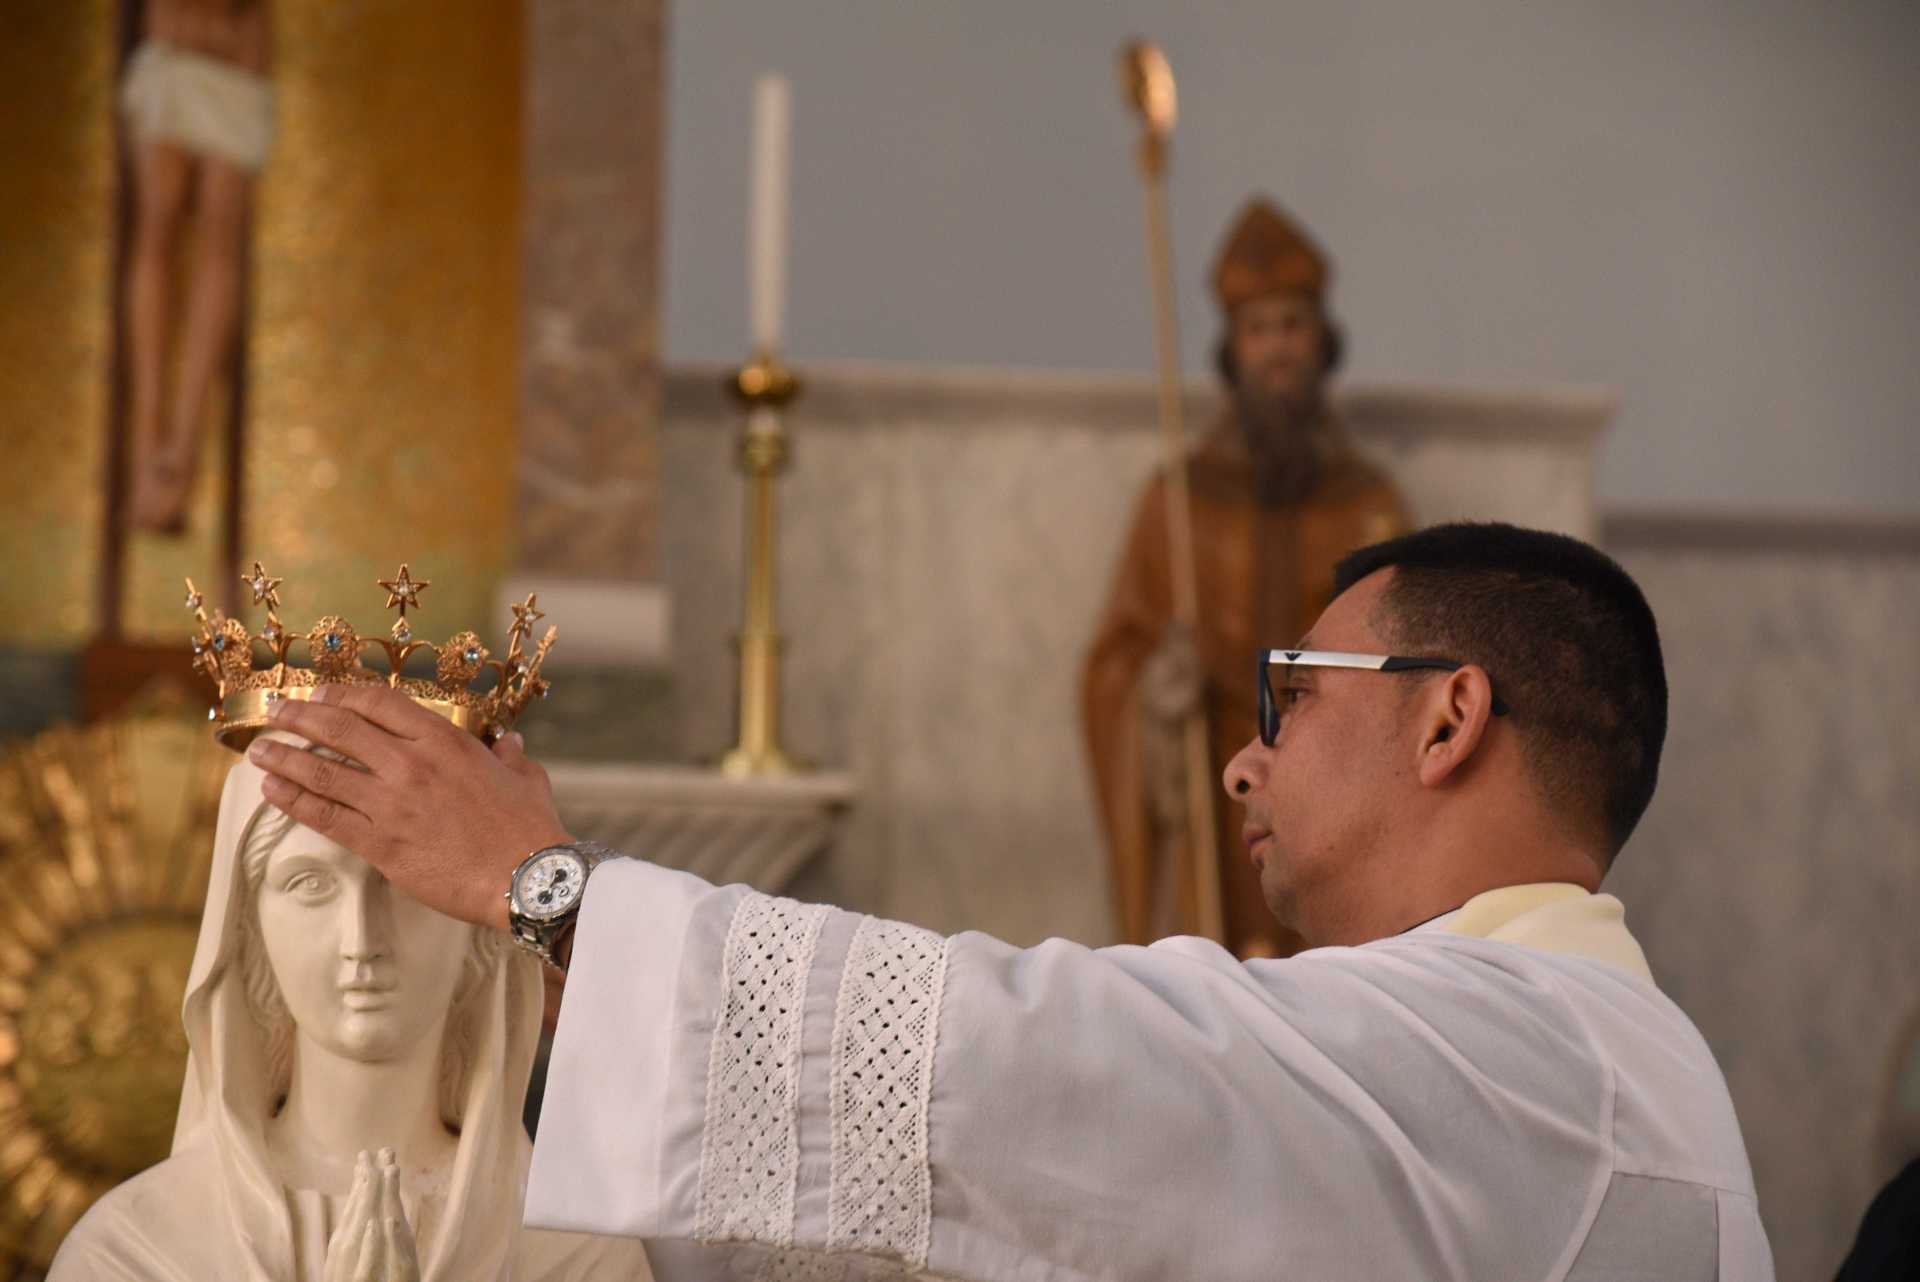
left=340, top=981, right=397, bottom=1010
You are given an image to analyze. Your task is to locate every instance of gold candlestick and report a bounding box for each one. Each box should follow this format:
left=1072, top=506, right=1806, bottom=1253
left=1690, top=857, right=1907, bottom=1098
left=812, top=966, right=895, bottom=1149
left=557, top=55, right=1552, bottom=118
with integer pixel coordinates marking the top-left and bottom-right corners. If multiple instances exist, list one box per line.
left=720, top=350, right=803, bottom=777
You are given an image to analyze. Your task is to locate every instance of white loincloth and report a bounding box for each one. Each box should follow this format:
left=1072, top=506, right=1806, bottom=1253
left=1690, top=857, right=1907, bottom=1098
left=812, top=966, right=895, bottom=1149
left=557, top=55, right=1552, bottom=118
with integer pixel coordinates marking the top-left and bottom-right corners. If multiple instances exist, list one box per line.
left=120, top=41, right=275, bottom=173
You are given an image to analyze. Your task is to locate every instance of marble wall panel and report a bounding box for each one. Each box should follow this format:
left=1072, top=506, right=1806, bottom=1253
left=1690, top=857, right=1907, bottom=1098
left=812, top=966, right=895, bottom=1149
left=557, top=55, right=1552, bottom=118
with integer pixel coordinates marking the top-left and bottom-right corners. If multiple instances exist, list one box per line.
left=660, top=364, right=1608, bottom=942
left=518, top=0, right=665, bottom=580
left=1605, top=524, right=1920, bottom=1282
left=1343, top=386, right=1606, bottom=540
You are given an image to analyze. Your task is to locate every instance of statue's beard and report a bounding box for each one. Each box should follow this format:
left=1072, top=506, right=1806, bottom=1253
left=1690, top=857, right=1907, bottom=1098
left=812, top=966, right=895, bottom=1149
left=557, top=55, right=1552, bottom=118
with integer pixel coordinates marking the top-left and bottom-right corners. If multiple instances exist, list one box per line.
left=1232, top=383, right=1333, bottom=506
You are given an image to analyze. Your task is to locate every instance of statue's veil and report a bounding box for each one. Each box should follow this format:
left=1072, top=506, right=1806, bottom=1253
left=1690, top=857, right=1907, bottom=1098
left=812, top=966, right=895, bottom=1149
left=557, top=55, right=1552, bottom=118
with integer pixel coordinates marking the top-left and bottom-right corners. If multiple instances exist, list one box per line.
left=171, top=730, right=546, bottom=1280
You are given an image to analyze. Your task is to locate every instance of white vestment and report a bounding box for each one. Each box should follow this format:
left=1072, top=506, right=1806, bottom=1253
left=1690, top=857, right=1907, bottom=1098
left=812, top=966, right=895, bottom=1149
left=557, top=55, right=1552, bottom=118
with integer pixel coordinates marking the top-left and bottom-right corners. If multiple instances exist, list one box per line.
left=527, top=870, right=1773, bottom=1281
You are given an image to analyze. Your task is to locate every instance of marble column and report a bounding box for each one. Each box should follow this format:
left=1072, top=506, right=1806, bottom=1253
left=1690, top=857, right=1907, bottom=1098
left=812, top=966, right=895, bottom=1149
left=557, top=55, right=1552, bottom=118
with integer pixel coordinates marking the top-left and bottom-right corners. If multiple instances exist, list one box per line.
left=514, top=0, right=674, bottom=759
left=519, top=0, right=665, bottom=580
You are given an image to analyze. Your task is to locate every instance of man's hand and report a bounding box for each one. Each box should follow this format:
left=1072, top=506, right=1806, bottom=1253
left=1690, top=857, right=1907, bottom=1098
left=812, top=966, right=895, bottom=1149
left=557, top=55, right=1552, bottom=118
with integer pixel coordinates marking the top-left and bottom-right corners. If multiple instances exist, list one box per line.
left=247, top=685, right=573, bottom=930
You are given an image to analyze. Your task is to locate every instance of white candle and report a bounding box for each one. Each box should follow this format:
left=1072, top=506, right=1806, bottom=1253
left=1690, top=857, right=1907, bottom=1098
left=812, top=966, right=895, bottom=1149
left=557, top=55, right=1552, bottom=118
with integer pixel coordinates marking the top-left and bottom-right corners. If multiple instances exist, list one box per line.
left=749, top=73, right=791, bottom=354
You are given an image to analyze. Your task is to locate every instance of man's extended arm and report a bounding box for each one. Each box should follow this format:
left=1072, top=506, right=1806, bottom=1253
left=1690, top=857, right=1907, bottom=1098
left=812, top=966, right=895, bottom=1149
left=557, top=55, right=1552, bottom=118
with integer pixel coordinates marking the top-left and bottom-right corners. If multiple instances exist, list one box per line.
left=524, top=858, right=1608, bottom=1280
left=247, top=685, right=1607, bottom=1281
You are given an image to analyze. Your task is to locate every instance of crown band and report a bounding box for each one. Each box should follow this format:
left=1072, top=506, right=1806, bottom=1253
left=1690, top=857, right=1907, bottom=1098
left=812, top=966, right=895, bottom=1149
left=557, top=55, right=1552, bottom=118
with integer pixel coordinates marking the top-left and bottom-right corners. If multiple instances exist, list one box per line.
left=212, top=682, right=497, bottom=751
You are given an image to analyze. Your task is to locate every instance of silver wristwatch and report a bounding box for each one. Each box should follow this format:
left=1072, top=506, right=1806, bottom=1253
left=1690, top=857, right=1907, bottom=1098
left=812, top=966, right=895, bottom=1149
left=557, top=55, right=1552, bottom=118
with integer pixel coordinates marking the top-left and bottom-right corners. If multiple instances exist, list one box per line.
left=505, top=840, right=613, bottom=968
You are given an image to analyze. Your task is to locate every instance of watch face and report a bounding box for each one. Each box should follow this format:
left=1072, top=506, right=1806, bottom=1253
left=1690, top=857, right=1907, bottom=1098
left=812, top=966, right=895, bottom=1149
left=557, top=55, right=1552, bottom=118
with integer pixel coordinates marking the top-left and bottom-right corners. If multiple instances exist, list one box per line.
left=515, top=849, right=586, bottom=923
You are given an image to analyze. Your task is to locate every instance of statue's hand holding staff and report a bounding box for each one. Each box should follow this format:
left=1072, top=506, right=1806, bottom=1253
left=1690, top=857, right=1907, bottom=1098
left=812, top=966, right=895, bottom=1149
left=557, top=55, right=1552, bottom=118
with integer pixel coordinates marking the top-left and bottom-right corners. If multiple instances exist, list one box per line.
left=247, top=685, right=573, bottom=931
left=1141, top=622, right=1203, bottom=722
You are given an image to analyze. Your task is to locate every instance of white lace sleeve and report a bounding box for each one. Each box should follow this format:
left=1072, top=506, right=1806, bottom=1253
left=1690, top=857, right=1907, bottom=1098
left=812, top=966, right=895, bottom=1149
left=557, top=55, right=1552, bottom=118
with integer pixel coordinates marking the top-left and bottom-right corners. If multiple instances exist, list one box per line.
left=692, top=896, right=952, bottom=1274
left=825, top=916, right=950, bottom=1268
left=695, top=894, right=831, bottom=1246
left=530, top=861, right=966, bottom=1276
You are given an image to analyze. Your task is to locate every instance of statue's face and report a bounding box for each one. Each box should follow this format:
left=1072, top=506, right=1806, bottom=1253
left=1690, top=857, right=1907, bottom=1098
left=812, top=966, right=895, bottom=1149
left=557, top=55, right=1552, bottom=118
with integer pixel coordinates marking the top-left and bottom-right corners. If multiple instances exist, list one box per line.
left=256, top=826, right=471, bottom=1064
left=1230, top=291, right=1327, bottom=408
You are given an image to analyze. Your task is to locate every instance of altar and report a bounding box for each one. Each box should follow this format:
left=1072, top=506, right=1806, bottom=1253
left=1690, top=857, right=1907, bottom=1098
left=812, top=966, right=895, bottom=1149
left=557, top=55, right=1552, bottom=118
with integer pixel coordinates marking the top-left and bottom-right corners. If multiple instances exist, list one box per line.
left=546, top=761, right=855, bottom=898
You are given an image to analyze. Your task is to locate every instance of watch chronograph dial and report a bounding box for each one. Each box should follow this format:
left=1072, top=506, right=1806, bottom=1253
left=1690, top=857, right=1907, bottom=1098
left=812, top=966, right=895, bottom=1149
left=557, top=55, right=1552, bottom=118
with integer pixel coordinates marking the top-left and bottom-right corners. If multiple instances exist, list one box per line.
left=516, top=850, right=586, bottom=922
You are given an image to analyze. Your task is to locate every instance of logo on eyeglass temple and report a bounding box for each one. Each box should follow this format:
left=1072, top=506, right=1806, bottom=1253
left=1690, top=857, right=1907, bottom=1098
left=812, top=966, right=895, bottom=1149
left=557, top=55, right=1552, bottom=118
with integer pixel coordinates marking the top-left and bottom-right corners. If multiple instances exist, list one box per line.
left=1283, top=651, right=1301, bottom=662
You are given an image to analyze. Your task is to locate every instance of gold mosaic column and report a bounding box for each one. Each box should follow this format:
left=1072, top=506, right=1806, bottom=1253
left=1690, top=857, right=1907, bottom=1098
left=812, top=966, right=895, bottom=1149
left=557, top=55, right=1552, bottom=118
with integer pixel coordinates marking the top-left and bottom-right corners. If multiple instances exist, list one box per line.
left=125, top=0, right=528, bottom=638
left=0, top=2, right=116, bottom=647
left=0, top=4, right=526, bottom=647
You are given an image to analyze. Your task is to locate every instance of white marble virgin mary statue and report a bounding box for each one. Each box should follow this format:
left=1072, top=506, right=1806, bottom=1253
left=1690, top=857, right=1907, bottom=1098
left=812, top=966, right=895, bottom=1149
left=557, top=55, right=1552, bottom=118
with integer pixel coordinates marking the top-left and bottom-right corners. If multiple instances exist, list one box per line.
left=51, top=732, right=652, bottom=1281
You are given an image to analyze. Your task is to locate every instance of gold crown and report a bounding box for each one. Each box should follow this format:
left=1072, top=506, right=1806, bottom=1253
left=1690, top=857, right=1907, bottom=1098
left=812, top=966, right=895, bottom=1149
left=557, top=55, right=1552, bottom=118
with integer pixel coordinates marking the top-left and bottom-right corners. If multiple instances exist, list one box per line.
left=186, top=561, right=557, bottom=751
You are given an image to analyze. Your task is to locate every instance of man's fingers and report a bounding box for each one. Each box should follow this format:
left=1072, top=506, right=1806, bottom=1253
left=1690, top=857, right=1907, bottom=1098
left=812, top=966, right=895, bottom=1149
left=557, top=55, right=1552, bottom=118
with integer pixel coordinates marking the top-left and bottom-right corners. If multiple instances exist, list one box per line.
left=249, top=737, right=377, bottom=812
left=313, top=681, right=452, bottom=740
left=492, top=730, right=526, bottom=767
left=266, top=697, right=406, bottom=775
left=493, top=732, right=559, bottom=803
left=491, top=730, right=542, bottom=780
left=259, top=772, right=376, bottom=851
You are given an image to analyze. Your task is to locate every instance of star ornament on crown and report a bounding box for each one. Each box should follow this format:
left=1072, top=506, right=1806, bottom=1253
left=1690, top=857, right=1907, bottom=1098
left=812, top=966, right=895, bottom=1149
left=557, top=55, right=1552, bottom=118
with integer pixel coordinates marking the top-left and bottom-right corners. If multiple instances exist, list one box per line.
left=184, top=561, right=557, bottom=751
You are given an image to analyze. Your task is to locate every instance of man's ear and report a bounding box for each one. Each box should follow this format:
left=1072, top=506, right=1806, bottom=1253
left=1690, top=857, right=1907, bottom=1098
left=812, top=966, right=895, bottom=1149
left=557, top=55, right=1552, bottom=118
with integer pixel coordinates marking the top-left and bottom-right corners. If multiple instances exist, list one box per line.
left=1416, top=666, right=1496, bottom=788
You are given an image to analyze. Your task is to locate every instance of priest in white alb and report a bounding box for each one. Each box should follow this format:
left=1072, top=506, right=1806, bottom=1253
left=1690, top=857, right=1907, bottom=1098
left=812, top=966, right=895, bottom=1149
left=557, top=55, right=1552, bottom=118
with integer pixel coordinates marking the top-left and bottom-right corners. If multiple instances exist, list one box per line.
left=249, top=522, right=1775, bottom=1280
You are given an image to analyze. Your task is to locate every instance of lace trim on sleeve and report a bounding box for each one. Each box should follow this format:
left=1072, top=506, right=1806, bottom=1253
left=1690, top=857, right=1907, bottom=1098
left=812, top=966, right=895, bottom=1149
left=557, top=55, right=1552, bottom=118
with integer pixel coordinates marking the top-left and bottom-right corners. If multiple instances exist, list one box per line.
left=825, top=915, right=954, bottom=1270
left=695, top=892, right=830, bottom=1246
left=753, top=1249, right=850, bottom=1282
left=752, top=1247, right=956, bottom=1282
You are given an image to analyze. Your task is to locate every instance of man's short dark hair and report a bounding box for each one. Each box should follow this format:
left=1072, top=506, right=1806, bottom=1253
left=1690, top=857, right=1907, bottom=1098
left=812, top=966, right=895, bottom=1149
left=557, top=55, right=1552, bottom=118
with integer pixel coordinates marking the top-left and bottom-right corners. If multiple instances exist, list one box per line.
left=1332, top=522, right=1667, bottom=858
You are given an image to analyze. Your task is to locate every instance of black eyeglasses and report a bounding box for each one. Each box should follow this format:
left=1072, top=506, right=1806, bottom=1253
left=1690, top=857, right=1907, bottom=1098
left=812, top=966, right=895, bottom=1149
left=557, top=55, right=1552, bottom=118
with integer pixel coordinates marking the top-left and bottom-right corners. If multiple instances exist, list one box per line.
left=1257, top=649, right=1512, bottom=746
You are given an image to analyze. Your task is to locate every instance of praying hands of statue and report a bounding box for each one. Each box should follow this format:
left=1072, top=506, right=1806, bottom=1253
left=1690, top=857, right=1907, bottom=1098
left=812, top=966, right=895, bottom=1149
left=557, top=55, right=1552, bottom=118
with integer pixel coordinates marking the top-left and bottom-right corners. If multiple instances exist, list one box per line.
left=247, top=685, right=574, bottom=932
left=324, top=1149, right=421, bottom=1282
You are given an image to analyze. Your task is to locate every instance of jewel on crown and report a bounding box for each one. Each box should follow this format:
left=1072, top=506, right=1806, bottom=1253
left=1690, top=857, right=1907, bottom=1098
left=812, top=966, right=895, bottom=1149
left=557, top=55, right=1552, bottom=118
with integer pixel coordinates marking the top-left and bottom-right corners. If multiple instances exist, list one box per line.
left=185, top=561, right=557, bottom=751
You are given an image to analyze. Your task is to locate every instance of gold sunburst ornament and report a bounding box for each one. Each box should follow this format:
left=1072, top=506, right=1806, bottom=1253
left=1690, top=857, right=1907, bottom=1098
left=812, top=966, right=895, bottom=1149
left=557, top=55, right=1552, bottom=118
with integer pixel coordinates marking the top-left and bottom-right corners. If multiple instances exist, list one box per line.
left=185, top=563, right=558, bottom=751
left=0, top=715, right=227, bottom=1274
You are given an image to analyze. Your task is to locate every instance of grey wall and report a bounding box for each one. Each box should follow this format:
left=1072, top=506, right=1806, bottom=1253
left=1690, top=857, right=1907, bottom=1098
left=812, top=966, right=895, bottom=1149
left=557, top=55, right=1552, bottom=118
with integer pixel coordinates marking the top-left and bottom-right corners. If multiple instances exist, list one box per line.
left=662, top=0, right=1920, bottom=515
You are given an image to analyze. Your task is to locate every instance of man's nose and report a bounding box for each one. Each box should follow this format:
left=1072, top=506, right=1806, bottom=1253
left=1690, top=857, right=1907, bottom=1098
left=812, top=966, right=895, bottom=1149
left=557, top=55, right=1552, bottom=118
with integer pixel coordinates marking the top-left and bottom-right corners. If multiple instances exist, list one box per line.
left=340, top=877, right=390, bottom=961
left=1223, top=737, right=1267, bottom=801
